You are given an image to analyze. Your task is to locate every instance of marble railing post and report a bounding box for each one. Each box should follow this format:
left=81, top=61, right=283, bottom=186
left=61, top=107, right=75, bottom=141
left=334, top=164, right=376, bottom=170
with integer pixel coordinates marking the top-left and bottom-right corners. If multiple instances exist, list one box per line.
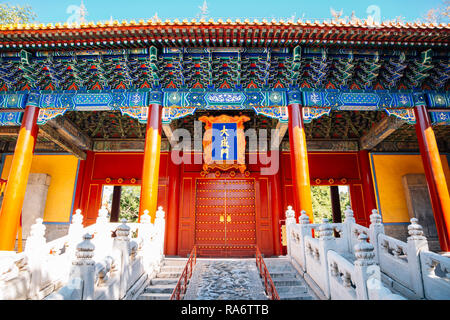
left=139, top=210, right=156, bottom=272
left=70, top=233, right=95, bottom=300
left=317, top=219, right=336, bottom=298
left=154, top=207, right=166, bottom=261
left=368, top=209, right=385, bottom=263
left=67, top=210, right=85, bottom=262
left=93, top=207, right=111, bottom=259
left=342, top=206, right=356, bottom=252
left=353, top=233, right=376, bottom=300
left=285, top=206, right=297, bottom=257
left=112, top=219, right=131, bottom=299
left=297, top=210, right=313, bottom=272
left=24, top=218, right=47, bottom=299
left=406, top=218, right=429, bottom=298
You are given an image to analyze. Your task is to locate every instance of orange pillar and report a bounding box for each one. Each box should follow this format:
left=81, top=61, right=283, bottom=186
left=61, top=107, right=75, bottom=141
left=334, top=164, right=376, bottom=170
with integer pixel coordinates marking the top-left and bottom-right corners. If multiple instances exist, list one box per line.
left=414, top=104, right=450, bottom=252
left=139, top=104, right=163, bottom=223
left=288, top=103, right=313, bottom=218
left=0, top=105, right=40, bottom=251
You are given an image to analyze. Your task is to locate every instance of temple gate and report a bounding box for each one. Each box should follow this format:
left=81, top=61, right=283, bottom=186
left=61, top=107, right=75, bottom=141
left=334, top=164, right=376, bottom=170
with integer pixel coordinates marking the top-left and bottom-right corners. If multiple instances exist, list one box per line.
left=0, top=19, right=448, bottom=257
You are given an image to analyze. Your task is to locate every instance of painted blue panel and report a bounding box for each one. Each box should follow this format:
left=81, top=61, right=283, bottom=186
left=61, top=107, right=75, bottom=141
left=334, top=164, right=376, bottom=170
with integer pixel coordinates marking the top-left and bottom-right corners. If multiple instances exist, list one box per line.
left=426, top=92, right=450, bottom=108
left=301, top=90, right=416, bottom=110
left=0, top=111, right=23, bottom=126
left=73, top=93, right=112, bottom=106
left=212, top=123, right=238, bottom=161
left=430, top=111, right=450, bottom=125
left=0, top=93, right=28, bottom=109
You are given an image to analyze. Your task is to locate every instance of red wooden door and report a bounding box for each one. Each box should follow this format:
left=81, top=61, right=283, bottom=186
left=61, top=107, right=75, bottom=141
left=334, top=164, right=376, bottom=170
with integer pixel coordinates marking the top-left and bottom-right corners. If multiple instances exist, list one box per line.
left=195, top=179, right=256, bottom=257
left=195, top=179, right=227, bottom=256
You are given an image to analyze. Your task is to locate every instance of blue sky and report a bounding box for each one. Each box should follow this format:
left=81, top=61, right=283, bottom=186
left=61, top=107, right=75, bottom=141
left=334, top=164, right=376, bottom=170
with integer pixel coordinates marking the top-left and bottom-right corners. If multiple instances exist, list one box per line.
left=6, top=0, right=446, bottom=24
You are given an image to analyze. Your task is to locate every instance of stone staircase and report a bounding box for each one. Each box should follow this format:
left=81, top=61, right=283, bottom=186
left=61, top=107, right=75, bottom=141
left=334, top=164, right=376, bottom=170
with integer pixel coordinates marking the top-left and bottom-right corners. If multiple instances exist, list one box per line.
left=137, top=258, right=187, bottom=300
left=263, top=258, right=317, bottom=300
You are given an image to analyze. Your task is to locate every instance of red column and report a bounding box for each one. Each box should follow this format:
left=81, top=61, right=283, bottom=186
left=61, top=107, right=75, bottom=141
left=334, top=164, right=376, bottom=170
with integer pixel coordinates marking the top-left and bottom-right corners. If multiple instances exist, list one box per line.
left=0, top=105, right=40, bottom=250
left=414, top=105, right=450, bottom=251
left=358, top=150, right=378, bottom=217
left=165, top=150, right=181, bottom=255
left=288, top=103, right=313, bottom=219
left=139, top=104, right=163, bottom=223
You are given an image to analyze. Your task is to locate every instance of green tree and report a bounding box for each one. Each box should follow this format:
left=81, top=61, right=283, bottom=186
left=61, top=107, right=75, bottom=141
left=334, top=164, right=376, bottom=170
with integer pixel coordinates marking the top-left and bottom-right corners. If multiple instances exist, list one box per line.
left=311, top=186, right=333, bottom=223
left=0, top=3, right=36, bottom=24
left=119, top=186, right=141, bottom=223
left=311, top=186, right=350, bottom=223
left=340, top=190, right=351, bottom=213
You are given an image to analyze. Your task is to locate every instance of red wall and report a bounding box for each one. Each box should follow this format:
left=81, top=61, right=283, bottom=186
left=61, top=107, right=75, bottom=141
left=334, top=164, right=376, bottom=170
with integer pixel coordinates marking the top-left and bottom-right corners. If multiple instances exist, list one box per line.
left=74, top=151, right=374, bottom=257
left=74, top=151, right=170, bottom=226
left=280, top=152, right=372, bottom=226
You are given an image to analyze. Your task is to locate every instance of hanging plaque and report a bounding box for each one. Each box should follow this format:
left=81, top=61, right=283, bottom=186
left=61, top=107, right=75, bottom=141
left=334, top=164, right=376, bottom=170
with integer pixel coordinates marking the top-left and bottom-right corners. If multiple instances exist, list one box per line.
left=199, top=114, right=250, bottom=173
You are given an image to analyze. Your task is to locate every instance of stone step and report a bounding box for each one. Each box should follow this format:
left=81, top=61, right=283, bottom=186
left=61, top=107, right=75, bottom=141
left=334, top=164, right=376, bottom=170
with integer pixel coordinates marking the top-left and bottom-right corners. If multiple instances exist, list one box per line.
left=145, top=284, right=176, bottom=294
left=268, top=272, right=299, bottom=279
left=275, top=285, right=307, bottom=294
left=137, top=293, right=172, bottom=300
left=151, top=277, right=180, bottom=285
left=280, top=294, right=314, bottom=300
left=271, top=278, right=303, bottom=286
left=163, top=259, right=188, bottom=266
left=157, top=271, right=183, bottom=278
left=160, top=266, right=185, bottom=273
left=266, top=266, right=298, bottom=273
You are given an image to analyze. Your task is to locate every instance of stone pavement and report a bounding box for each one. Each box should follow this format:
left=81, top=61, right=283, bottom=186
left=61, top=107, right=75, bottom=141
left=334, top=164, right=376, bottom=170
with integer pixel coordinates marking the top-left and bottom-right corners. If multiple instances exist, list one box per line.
left=184, top=259, right=267, bottom=300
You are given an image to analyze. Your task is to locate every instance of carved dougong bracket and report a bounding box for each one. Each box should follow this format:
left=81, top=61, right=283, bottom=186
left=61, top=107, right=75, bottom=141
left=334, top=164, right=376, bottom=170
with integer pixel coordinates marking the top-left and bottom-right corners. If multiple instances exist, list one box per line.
left=199, top=114, right=250, bottom=173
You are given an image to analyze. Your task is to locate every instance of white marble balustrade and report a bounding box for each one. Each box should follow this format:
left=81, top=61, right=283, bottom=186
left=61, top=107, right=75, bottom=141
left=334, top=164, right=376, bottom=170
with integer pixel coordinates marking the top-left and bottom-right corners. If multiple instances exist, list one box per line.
left=0, top=207, right=166, bottom=300
left=286, top=206, right=450, bottom=300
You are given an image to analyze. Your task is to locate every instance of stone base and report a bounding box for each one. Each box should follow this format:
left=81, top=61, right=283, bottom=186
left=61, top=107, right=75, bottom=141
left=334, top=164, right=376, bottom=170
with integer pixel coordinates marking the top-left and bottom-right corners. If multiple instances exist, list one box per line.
left=44, top=224, right=70, bottom=242
left=384, top=224, right=441, bottom=253
left=13, top=224, right=70, bottom=251
left=384, top=224, right=409, bottom=243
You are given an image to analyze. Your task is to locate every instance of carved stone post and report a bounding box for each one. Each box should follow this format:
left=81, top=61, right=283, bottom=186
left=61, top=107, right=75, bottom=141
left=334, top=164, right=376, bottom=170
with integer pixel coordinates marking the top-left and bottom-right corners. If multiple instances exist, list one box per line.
left=154, top=207, right=166, bottom=261
left=368, top=209, right=385, bottom=264
left=70, top=233, right=95, bottom=300
left=297, top=210, right=312, bottom=272
left=342, top=206, right=356, bottom=252
left=353, top=233, right=376, bottom=300
left=406, top=218, right=428, bottom=299
left=93, top=206, right=111, bottom=260
left=112, top=219, right=131, bottom=299
left=24, top=218, right=47, bottom=299
left=318, top=219, right=335, bottom=299
left=139, top=210, right=157, bottom=272
left=285, top=206, right=296, bottom=257
left=67, top=210, right=84, bottom=262
left=298, top=210, right=311, bottom=225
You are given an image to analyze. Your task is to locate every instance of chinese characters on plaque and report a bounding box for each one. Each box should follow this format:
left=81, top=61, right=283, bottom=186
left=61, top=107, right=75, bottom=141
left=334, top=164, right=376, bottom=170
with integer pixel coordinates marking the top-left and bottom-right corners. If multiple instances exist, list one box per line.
left=212, top=123, right=238, bottom=161
left=199, top=115, right=250, bottom=174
